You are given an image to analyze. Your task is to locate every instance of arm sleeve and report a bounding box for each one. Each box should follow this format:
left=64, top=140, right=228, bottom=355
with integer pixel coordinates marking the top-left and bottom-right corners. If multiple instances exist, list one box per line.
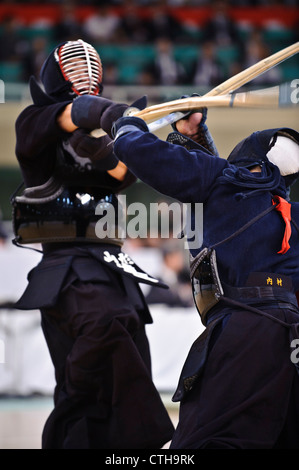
left=113, top=130, right=229, bottom=203
left=15, top=101, right=71, bottom=161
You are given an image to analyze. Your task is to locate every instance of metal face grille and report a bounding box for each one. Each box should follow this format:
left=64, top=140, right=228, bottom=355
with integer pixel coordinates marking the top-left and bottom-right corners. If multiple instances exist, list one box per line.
left=57, top=39, right=103, bottom=96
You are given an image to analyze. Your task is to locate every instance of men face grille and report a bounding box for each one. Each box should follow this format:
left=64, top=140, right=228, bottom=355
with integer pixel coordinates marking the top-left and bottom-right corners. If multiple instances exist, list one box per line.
left=57, top=39, right=103, bottom=96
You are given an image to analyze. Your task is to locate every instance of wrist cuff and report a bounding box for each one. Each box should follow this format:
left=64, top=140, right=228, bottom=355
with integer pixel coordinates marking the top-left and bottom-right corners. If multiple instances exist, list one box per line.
left=112, top=116, right=149, bottom=140
left=114, top=124, right=145, bottom=141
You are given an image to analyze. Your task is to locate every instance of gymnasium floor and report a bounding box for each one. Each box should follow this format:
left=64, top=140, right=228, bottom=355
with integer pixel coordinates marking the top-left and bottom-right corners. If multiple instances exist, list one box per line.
left=0, top=393, right=179, bottom=449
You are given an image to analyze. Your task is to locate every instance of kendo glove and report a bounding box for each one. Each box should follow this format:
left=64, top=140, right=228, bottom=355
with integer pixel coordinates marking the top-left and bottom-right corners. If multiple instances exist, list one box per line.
left=173, top=93, right=218, bottom=156
left=68, top=128, right=118, bottom=170
left=171, top=93, right=207, bottom=131
left=112, top=116, right=149, bottom=142
left=71, top=95, right=147, bottom=138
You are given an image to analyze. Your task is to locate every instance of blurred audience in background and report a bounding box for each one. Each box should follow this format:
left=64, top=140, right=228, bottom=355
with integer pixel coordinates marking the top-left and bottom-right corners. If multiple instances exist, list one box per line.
left=191, top=40, right=225, bottom=87
left=146, top=240, right=193, bottom=308
left=0, top=15, right=24, bottom=62
left=144, top=36, right=187, bottom=85
left=146, top=3, right=183, bottom=43
left=21, top=36, right=48, bottom=81
left=202, top=0, right=240, bottom=47
left=116, top=1, right=151, bottom=44
left=82, top=4, right=121, bottom=44
left=240, top=28, right=283, bottom=86
left=53, top=3, right=84, bottom=43
left=0, top=0, right=297, bottom=88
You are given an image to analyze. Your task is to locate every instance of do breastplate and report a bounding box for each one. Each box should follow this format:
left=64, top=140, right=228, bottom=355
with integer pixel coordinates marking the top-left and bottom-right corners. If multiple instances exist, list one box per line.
left=12, top=139, right=125, bottom=246
left=54, top=141, right=115, bottom=188
left=12, top=177, right=125, bottom=247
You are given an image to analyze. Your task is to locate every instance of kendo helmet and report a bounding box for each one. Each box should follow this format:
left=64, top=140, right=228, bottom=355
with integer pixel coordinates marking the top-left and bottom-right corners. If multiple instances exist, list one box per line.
left=30, top=39, right=103, bottom=105
left=227, top=127, right=299, bottom=187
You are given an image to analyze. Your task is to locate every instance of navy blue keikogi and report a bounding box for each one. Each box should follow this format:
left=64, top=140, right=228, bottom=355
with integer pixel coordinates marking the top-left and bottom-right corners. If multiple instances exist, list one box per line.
left=114, top=126, right=299, bottom=449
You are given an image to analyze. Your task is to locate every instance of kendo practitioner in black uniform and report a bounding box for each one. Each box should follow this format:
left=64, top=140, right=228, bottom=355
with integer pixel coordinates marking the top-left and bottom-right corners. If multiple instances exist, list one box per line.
left=13, top=39, right=174, bottom=449
left=109, top=110, right=299, bottom=449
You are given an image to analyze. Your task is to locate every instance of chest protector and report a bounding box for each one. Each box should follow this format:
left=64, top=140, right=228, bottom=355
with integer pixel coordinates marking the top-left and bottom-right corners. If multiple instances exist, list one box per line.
left=12, top=143, right=125, bottom=246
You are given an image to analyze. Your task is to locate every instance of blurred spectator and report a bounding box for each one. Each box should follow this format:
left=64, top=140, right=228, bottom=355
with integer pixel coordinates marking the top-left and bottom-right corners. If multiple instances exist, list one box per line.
left=82, top=4, right=121, bottom=44
left=292, top=18, right=299, bottom=42
left=241, top=28, right=282, bottom=86
left=137, top=67, right=157, bottom=86
left=21, top=36, right=49, bottom=81
left=144, top=37, right=187, bottom=85
left=53, top=3, right=84, bottom=43
left=102, top=61, right=121, bottom=85
left=0, top=15, right=23, bottom=62
left=116, top=1, right=150, bottom=44
left=190, top=41, right=225, bottom=87
left=202, top=0, right=239, bottom=47
left=145, top=242, right=193, bottom=308
left=146, top=2, right=183, bottom=43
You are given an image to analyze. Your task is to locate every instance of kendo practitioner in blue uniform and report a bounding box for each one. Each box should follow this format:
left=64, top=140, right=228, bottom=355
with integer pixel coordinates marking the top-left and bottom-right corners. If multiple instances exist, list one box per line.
left=107, top=110, right=299, bottom=449
left=12, top=39, right=174, bottom=449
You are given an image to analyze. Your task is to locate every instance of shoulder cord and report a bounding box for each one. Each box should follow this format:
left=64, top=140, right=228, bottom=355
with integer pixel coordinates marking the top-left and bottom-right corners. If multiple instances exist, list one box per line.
left=210, top=198, right=299, bottom=250
left=291, top=218, right=299, bottom=235
left=210, top=202, right=278, bottom=250
left=11, top=238, right=43, bottom=254
left=221, top=296, right=296, bottom=330
left=10, top=180, right=44, bottom=254
left=10, top=180, right=24, bottom=204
